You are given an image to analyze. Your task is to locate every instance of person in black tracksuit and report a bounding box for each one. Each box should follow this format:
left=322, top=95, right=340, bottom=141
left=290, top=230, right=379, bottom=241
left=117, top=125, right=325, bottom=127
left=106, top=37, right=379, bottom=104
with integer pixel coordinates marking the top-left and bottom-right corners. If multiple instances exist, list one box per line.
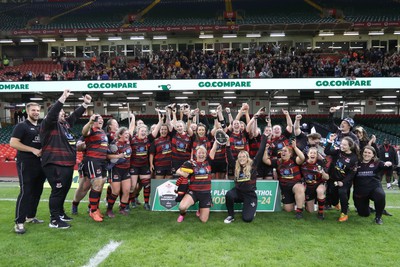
left=220, top=133, right=268, bottom=223
left=40, top=89, right=92, bottom=229
left=10, top=102, right=46, bottom=234
left=353, top=145, right=392, bottom=225
left=377, top=139, right=398, bottom=189
left=324, top=135, right=358, bottom=222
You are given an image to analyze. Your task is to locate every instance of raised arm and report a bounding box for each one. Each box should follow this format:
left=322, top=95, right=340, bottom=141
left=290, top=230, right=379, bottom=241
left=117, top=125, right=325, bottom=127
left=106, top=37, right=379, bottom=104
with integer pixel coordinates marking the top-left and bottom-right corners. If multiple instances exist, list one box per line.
left=67, top=93, right=91, bottom=127
left=151, top=109, right=163, bottom=138
left=282, top=109, right=293, bottom=134
left=209, top=139, right=218, bottom=160
left=42, top=89, right=71, bottom=131
left=165, top=108, right=174, bottom=132
left=327, top=107, right=339, bottom=132
left=262, top=144, right=272, bottom=166
left=186, top=118, right=193, bottom=137
left=293, top=114, right=302, bottom=136
left=252, top=133, right=268, bottom=168
left=293, top=140, right=305, bottom=165
left=324, top=133, right=338, bottom=156
left=244, top=105, right=251, bottom=125
left=226, top=107, right=234, bottom=130
left=199, top=110, right=211, bottom=133
left=234, top=105, right=244, bottom=122
left=128, top=112, right=136, bottom=136
left=171, top=106, right=178, bottom=126
left=82, top=114, right=98, bottom=137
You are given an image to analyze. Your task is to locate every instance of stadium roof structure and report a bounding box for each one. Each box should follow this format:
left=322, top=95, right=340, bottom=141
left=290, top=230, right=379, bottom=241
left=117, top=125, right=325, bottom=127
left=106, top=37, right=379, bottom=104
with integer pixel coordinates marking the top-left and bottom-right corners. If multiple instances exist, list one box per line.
left=1, top=0, right=400, bottom=40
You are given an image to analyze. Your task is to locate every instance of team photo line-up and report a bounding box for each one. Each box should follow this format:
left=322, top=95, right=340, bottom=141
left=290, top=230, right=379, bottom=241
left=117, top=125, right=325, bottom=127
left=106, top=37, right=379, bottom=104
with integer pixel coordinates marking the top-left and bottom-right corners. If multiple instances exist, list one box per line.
left=11, top=89, right=399, bottom=234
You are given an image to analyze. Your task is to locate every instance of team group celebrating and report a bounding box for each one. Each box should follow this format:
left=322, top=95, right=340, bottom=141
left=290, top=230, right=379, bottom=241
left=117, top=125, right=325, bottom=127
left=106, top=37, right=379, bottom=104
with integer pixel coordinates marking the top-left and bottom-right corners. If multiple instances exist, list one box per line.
left=11, top=89, right=399, bottom=234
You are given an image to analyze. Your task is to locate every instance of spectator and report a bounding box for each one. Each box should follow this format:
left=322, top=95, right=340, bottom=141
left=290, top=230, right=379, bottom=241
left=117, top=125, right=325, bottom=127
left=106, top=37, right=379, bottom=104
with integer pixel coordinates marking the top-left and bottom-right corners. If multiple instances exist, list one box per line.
left=378, top=139, right=399, bottom=189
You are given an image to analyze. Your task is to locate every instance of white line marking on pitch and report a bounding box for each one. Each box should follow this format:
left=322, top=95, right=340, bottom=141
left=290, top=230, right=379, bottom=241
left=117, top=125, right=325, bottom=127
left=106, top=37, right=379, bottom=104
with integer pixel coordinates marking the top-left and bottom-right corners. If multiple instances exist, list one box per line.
left=82, top=240, right=122, bottom=267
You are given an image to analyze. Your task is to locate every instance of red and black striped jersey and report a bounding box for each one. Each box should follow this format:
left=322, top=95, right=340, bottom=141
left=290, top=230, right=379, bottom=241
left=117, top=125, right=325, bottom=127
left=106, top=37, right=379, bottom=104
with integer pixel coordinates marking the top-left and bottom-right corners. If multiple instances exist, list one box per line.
left=227, top=130, right=249, bottom=160
left=130, top=135, right=151, bottom=167
left=191, top=135, right=211, bottom=160
left=171, top=130, right=192, bottom=162
left=212, top=140, right=227, bottom=162
left=40, top=100, right=86, bottom=167
left=272, top=158, right=302, bottom=185
left=84, top=127, right=108, bottom=161
left=188, top=160, right=212, bottom=192
left=270, top=129, right=291, bottom=158
left=149, top=135, right=172, bottom=168
left=114, top=140, right=131, bottom=169
left=248, top=135, right=261, bottom=159
left=301, top=160, right=325, bottom=186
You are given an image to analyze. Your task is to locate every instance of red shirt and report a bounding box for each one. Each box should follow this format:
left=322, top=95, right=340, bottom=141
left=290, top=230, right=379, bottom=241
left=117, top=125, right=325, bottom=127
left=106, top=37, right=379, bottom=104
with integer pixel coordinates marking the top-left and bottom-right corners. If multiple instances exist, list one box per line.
left=130, top=135, right=151, bottom=167
left=188, top=160, right=212, bottom=192
left=84, top=127, right=108, bottom=161
left=150, top=135, right=172, bottom=168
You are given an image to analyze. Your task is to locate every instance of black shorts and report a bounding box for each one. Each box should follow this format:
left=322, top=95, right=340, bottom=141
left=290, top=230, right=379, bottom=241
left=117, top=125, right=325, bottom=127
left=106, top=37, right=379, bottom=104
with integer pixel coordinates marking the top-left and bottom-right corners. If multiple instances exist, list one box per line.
left=210, top=161, right=227, bottom=173
left=382, top=165, right=393, bottom=177
left=109, top=167, right=131, bottom=182
left=257, top=163, right=273, bottom=178
left=305, top=183, right=324, bottom=201
left=279, top=182, right=301, bottom=204
left=227, top=165, right=235, bottom=176
left=130, top=166, right=151, bottom=176
left=81, top=159, right=107, bottom=179
left=171, top=160, right=186, bottom=174
left=187, top=191, right=212, bottom=208
left=155, top=166, right=172, bottom=176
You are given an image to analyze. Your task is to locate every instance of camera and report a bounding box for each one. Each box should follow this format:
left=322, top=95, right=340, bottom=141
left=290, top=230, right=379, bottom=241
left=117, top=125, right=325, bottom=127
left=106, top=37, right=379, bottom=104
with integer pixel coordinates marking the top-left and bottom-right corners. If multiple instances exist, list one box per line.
left=93, top=116, right=99, bottom=122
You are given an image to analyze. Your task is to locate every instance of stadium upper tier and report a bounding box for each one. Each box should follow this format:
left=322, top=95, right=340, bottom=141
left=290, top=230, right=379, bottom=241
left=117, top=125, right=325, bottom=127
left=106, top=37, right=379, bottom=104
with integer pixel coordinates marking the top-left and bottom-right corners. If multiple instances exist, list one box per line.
left=1, top=0, right=400, bottom=31
left=1, top=49, right=400, bottom=82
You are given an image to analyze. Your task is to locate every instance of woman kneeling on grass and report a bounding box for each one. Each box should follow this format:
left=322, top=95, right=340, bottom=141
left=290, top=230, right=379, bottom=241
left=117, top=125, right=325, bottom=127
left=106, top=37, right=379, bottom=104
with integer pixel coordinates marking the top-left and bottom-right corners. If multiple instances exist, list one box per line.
left=176, top=146, right=212, bottom=223
left=301, top=147, right=329, bottom=220
left=353, top=146, right=392, bottom=225
left=222, top=133, right=268, bottom=223
left=263, top=140, right=306, bottom=219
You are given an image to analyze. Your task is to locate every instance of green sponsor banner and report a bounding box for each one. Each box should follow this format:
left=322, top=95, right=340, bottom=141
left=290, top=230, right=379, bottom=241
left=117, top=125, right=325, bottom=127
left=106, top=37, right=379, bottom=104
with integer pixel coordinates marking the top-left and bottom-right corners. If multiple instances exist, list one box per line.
left=150, top=180, right=281, bottom=212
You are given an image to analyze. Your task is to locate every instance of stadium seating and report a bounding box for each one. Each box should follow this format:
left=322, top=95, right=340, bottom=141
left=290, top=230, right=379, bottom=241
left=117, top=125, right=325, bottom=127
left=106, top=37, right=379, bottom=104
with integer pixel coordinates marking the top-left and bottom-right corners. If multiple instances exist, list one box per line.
left=1, top=0, right=399, bottom=30
left=0, top=144, right=17, bottom=161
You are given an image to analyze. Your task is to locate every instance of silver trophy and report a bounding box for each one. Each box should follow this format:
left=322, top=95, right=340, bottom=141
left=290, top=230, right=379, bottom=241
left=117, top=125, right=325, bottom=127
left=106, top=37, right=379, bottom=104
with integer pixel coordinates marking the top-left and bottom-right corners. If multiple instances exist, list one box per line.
left=215, top=129, right=228, bottom=145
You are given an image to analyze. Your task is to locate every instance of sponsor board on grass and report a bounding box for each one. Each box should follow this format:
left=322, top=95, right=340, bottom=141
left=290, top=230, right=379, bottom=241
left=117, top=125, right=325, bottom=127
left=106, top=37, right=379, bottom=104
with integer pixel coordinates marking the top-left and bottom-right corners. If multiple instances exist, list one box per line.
left=150, top=179, right=281, bottom=212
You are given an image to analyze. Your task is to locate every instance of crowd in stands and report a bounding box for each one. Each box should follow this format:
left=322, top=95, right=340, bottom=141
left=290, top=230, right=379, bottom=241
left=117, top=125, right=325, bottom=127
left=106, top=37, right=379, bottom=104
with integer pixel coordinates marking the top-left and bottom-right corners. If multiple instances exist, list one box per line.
left=1, top=48, right=400, bottom=82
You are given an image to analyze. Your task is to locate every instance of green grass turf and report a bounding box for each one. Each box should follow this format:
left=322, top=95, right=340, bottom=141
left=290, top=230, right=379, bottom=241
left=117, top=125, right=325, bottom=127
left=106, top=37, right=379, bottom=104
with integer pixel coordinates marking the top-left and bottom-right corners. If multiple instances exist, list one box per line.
left=1, top=182, right=399, bottom=267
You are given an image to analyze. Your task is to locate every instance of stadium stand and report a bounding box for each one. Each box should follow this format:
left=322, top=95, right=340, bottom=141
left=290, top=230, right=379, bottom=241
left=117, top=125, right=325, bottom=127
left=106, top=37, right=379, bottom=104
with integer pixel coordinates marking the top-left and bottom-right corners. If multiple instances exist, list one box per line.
left=1, top=0, right=400, bottom=30
left=1, top=49, right=399, bottom=82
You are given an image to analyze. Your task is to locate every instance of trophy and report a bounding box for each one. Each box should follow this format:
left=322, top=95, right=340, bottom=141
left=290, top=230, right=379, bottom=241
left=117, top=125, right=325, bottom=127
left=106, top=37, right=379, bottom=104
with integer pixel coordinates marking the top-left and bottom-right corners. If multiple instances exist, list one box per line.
left=215, top=129, right=228, bottom=145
